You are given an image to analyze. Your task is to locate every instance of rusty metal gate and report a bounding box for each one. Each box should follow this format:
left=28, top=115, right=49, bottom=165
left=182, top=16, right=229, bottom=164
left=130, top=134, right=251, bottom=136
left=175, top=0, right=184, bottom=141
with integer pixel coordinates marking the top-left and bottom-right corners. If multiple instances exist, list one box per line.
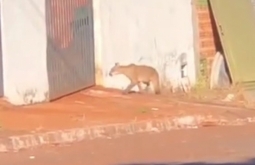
left=46, top=0, right=95, bottom=100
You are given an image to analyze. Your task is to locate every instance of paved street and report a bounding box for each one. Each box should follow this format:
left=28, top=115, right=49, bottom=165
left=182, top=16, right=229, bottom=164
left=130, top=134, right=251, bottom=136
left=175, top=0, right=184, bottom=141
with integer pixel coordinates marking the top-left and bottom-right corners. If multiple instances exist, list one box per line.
left=1, top=124, right=255, bottom=165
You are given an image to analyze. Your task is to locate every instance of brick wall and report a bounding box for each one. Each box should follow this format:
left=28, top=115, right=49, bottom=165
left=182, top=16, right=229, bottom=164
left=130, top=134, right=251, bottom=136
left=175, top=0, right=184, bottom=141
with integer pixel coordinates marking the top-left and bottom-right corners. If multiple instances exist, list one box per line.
left=195, top=0, right=222, bottom=79
left=196, top=0, right=218, bottom=59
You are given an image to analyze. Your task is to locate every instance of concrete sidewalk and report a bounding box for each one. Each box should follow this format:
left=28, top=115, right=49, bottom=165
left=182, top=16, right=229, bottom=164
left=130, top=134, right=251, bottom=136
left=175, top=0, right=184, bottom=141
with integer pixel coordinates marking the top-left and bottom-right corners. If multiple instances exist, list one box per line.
left=0, top=88, right=254, bottom=153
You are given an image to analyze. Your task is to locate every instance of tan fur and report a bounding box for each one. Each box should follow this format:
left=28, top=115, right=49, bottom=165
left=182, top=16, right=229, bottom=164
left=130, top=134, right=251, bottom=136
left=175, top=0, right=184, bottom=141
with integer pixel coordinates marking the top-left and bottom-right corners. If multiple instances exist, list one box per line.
left=109, top=63, right=160, bottom=94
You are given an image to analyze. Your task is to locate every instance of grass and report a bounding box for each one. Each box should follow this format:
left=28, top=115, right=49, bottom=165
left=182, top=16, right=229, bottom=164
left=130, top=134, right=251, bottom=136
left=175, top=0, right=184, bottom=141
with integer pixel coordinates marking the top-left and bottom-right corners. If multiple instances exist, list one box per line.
left=193, top=57, right=210, bottom=91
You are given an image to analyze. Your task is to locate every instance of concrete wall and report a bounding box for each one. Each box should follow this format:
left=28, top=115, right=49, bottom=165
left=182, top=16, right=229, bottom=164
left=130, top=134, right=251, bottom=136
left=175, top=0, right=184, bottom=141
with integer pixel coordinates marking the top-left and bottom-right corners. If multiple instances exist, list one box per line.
left=93, top=0, right=196, bottom=91
left=1, top=0, right=48, bottom=105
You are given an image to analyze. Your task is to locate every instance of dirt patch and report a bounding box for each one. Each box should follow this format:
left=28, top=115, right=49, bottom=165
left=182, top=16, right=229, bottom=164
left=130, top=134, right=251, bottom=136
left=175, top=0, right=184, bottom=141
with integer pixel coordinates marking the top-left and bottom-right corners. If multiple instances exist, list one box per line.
left=170, top=87, right=248, bottom=108
left=0, top=87, right=254, bottom=132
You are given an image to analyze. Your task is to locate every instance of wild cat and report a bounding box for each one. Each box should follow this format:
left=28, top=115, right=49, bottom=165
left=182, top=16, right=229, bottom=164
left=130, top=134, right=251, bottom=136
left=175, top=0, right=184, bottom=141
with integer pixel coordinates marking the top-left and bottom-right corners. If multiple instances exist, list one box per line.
left=109, top=63, right=161, bottom=94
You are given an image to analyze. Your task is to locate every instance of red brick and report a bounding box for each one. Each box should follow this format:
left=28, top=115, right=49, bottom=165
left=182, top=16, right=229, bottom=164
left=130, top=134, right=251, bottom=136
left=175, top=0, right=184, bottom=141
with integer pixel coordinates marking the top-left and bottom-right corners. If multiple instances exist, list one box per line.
left=199, top=32, right=214, bottom=39
left=198, top=12, right=211, bottom=21
left=196, top=6, right=209, bottom=12
left=199, top=40, right=215, bottom=48
left=196, top=3, right=219, bottom=78
left=197, top=10, right=210, bottom=16
left=200, top=49, right=216, bottom=58
left=198, top=22, right=213, bottom=31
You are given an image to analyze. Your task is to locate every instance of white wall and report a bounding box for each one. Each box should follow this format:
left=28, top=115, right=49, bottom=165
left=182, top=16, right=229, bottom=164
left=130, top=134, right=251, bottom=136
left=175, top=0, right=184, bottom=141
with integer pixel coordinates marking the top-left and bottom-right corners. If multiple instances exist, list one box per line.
left=93, top=0, right=196, bottom=91
left=1, top=0, right=48, bottom=105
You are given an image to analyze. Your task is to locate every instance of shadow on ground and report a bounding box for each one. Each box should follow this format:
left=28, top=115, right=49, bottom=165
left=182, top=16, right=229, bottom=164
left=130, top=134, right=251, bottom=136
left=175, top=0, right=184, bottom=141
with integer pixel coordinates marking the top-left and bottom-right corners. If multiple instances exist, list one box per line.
left=117, top=158, right=255, bottom=165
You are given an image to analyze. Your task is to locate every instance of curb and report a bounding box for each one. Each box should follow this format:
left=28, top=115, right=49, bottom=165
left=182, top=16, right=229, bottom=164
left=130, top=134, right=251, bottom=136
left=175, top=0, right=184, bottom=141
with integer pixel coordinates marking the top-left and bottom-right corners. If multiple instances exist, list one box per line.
left=0, top=115, right=255, bottom=153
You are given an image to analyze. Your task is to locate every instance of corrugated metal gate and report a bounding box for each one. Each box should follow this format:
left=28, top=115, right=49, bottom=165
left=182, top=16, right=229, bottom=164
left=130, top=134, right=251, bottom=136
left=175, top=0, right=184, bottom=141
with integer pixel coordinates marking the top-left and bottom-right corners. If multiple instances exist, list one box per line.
left=46, top=0, right=95, bottom=100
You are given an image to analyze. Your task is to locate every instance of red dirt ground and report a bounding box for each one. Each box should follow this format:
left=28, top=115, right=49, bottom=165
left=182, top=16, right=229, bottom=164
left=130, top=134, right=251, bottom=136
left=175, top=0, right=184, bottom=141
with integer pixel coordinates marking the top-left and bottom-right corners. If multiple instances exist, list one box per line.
left=0, top=86, right=253, bottom=132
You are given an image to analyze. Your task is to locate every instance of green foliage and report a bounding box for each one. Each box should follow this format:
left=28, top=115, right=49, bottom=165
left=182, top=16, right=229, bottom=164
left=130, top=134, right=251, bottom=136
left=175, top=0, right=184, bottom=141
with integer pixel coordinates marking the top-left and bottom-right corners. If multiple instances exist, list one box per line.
left=194, top=57, right=210, bottom=90
left=197, top=0, right=209, bottom=7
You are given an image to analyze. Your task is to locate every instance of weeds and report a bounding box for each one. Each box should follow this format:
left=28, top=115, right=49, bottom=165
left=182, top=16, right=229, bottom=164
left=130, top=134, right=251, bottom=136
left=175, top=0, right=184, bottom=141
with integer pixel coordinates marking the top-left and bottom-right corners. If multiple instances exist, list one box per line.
left=193, top=57, right=210, bottom=90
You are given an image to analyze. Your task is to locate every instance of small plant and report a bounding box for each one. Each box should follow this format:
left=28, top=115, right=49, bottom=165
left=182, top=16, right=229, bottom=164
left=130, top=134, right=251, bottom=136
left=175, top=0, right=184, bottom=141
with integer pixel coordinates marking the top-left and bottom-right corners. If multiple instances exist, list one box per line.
left=193, top=57, right=210, bottom=90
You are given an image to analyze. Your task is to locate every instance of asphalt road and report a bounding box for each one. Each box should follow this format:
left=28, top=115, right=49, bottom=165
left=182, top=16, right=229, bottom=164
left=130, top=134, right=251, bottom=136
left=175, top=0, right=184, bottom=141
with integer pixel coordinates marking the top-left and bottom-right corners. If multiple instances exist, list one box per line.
left=1, top=124, right=255, bottom=165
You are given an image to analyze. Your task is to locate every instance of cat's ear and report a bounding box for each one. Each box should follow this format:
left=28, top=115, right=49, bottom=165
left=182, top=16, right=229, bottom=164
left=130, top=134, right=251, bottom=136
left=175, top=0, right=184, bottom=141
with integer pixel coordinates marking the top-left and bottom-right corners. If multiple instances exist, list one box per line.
left=115, top=62, right=119, bottom=66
